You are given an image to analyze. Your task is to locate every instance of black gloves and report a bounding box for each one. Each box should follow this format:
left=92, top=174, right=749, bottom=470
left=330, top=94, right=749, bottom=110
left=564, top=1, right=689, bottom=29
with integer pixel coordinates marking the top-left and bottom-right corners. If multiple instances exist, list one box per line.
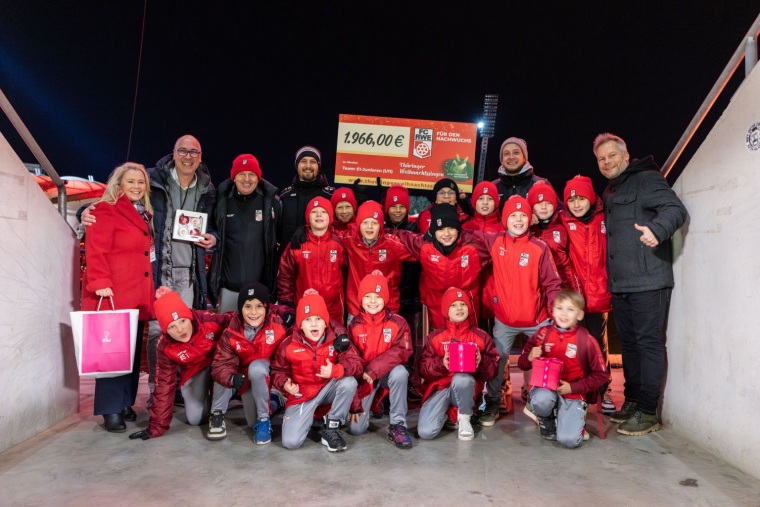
left=352, top=178, right=369, bottom=205
left=375, top=177, right=387, bottom=204
left=289, top=226, right=308, bottom=250
left=231, top=374, right=246, bottom=390
left=457, top=193, right=475, bottom=217
left=282, top=311, right=296, bottom=329
left=334, top=334, right=351, bottom=353
left=129, top=430, right=150, bottom=440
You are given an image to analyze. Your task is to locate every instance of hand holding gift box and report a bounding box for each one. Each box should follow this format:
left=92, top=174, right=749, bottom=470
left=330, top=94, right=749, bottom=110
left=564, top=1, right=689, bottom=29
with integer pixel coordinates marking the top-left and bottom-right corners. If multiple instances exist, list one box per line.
left=448, top=341, right=478, bottom=373
left=529, top=357, right=564, bottom=390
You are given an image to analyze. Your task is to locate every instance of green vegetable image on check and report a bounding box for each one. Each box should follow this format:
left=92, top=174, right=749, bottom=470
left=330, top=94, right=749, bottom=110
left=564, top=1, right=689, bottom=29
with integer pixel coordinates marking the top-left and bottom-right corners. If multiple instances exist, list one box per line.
left=443, top=155, right=474, bottom=181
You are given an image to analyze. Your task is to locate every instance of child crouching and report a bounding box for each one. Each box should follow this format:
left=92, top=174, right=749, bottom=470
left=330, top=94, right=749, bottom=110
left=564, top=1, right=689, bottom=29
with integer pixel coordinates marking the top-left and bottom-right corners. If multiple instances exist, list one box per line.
left=347, top=271, right=414, bottom=449
left=417, top=288, right=499, bottom=441
left=271, top=290, right=363, bottom=452
left=517, top=289, right=608, bottom=448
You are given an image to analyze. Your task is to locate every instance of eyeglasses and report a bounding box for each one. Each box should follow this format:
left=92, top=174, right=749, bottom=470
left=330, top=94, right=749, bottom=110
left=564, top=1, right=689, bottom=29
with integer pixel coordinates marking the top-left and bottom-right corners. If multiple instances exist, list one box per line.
left=175, top=148, right=201, bottom=158
left=437, top=190, right=457, bottom=197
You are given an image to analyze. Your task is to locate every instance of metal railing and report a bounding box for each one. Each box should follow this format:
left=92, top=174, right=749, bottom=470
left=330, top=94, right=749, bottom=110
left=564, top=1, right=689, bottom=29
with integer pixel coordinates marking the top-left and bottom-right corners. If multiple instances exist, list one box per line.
left=0, top=87, right=67, bottom=217
left=662, top=13, right=760, bottom=177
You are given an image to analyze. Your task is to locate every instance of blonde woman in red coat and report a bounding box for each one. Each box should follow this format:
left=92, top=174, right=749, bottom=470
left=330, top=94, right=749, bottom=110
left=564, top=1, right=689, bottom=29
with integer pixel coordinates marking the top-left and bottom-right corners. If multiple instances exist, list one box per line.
left=81, top=163, right=155, bottom=433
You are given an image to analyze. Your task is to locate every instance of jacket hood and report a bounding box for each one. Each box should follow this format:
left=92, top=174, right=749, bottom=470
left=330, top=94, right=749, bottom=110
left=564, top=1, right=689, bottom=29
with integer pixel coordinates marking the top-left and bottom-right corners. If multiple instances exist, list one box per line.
left=608, top=156, right=660, bottom=190
left=497, top=162, right=534, bottom=181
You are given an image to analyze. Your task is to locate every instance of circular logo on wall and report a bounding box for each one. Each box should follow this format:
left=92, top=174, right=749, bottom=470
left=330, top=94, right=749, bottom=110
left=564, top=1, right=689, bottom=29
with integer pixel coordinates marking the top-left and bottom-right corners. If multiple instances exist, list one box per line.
left=747, top=121, right=760, bottom=152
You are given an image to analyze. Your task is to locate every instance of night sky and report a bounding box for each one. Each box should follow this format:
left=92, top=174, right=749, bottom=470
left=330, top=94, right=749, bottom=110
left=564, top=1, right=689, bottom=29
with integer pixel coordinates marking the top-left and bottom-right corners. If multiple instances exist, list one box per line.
left=2, top=1, right=759, bottom=197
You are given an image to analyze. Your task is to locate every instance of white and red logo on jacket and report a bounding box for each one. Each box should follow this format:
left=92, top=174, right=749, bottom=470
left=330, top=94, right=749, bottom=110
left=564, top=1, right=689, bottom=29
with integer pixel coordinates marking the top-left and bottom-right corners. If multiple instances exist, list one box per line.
left=568, top=223, right=577, bottom=231
left=519, top=253, right=530, bottom=267
left=330, top=250, right=337, bottom=263
left=461, top=254, right=469, bottom=268
left=302, top=249, right=311, bottom=259
left=383, top=328, right=392, bottom=343
left=552, top=231, right=561, bottom=244
left=266, top=329, right=275, bottom=344
left=378, top=249, right=387, bottom=262
left=178, top=350, right=189, bottom=362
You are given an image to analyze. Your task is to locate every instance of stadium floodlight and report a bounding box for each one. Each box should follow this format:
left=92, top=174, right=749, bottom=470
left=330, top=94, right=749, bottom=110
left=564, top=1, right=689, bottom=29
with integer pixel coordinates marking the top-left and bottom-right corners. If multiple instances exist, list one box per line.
left=476, top=94, right=499, bottom=184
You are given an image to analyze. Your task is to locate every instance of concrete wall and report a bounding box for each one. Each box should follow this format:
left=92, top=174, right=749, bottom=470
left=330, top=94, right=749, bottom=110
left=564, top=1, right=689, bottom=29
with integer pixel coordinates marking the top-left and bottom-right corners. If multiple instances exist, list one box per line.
left=667, top=65, right=760, bottom=479
left=0, top=131, right=80, bottom=453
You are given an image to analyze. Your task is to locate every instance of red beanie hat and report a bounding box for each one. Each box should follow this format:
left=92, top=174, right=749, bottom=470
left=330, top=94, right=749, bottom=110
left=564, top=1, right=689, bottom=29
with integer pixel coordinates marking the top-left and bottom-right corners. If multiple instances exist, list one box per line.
left=471, top=181, right=500, bottom=209
left=564, top=175, right=596, bottom=206
left=501, top=195, right=530, bottom=219
left=527, top=180, right=558, bottom=209
left=440, top=287, right=474, bottom=321
left=296, top=289, right=330, bottom=326
left=356, top=200, right=384, bottom=228
left=230, top=154, right=262, bottom=180
left=330, top=187, right=357, bottom=211
left=154, top=288, right=193, bottom=334
left=304, top=197, right=334, bottom=227
left=358, top=270, right=390, bottom=304
left=384, top=185, right=410, bottom=214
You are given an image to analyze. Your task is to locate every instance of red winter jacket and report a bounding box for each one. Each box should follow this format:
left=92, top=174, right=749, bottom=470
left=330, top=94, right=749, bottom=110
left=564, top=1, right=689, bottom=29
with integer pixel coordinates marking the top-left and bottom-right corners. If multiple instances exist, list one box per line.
left=211, top=309, right=288, bottom=393
left=148, top=310, right=233, bottom=437
left=417, top=203, right=471, bottom=235
left=461, top=211, right=504, bottom=234
left=277, top=228, right=347, bottom=322
left=270, top=321, right=364, bottom=407
left=559, top=200, right=612, bottom=313
left=394, top=230, right=488, bottom=329
left=338, top=229, right=415, bottom=317
left=517, top=324, right=607, bottom=403
left=530, top=213, right=581, bottom=294
left=81, top=195, right=155, bottom=319
left=483, top=231, right=562, bottom=327
left=462, top=216, right=503, bottom=319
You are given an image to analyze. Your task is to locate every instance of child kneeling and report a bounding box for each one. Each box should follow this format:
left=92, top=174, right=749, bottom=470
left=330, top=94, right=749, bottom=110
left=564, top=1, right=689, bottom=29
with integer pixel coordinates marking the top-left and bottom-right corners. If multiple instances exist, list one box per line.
left=418, top=288, right=499, bottom=441
left=271, top=290, right=363, bottom=452
left=347, top=271, right=414, bottom=449
left=517, top=289, right=608, bottom=448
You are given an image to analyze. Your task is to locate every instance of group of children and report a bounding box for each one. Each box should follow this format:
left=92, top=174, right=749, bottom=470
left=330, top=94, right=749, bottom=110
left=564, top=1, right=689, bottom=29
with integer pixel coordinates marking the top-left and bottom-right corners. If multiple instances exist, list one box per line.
left=126, top=173, right=612, bottom=451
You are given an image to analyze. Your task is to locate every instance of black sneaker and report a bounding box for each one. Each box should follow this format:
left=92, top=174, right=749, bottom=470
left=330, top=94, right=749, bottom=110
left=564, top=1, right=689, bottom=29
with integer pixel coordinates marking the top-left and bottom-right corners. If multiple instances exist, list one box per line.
left=610, top=400, right=637, bottom=423
left=207, top=410, right=226, bottom=441
left=537, top=415, right=557, bottom=441
left=321, top=418, right=347, bottom=452
left=387, top=424, right=414, bottom=449
left=479, top=402, right=500, bottom=427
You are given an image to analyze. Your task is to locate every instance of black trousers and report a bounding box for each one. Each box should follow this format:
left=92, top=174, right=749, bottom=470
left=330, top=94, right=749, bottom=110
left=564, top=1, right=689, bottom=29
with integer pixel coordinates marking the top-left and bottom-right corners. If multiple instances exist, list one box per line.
left=94, top=321, right=145, bottom=416
left=611, top=289, right=671, bottom=414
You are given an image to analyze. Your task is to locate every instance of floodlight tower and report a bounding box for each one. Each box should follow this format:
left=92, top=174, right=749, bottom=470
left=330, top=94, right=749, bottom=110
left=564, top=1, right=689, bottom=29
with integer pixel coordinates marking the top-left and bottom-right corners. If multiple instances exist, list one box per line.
left=476, top=94, right=499, bottom=184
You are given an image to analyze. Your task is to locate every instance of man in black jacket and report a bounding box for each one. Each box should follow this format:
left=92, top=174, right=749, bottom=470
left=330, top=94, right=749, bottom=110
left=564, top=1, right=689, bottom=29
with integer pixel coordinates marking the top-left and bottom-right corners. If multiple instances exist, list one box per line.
left=595, top=133, right=688, bottom=436
left=209, top=154, right=281, bottom=311
left=277, top=146, right=334, bottom=257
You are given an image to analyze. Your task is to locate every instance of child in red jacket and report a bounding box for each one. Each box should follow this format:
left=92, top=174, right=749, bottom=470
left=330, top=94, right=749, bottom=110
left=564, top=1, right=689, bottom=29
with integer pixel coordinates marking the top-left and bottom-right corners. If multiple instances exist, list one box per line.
left=128, top=288, right=232, bottom=441
left=517, top=289, right=608, bottom=448
left=347, top=271, right=414, bottom=448
left=331, top=187, right=357, bottom=232
left=560, top=175, right=614, bottom=414
left=271, top=290, right=363, bottom=452
left=278, top=197, right=348, bottom=323
left=211, top=282, right=291, bottom=444
left=417, top=288, right=499, bottom=441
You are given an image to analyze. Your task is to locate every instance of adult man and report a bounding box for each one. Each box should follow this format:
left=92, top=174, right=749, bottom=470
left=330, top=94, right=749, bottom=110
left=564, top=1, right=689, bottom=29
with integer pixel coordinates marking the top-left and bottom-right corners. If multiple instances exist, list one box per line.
left=209, top=154, right=281, bottom=312
left=492, top=137, right=548, bottom=211
left=594, top=133, right=687, bottom=436
left=277, top=146, right=334, bottom=256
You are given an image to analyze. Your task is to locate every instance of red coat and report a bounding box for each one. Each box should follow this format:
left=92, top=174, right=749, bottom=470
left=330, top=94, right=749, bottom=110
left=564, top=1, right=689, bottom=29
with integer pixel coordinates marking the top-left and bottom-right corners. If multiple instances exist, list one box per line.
left=270, top=321, right=364, bottom=407
left=339, top=229, right=415, bottom=316
left=483, top=231, right=562, bottom=327
left=81, top=196, right=154, bottom=319
left=417, top=203, right=471, bottom=235
left=462, top=217, right=503, bottom=319
left=560, top=200, right=612, bottom=313
left=530, top=213, right=582, bottom=294
left=277, top=228, right=347, bottom=321
left=147, top=310, right=233, bottom=437
left=461, top=212, right=504, bottom=234
left=211, top=310, right=288, bottom=393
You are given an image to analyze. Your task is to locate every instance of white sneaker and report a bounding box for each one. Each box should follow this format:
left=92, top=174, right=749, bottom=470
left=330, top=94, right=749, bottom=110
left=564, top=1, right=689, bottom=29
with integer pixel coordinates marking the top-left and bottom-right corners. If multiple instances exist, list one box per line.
left=582, top=428, right=590, bottom=441
left=457, top=414, right=474, bottom=441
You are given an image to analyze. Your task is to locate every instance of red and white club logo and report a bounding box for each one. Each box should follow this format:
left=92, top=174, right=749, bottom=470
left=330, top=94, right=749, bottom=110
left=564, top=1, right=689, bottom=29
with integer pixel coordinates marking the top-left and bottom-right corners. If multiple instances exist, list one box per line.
left=538, top=193, right=544, bottom=201
left=413, top=128, right=433, bottom=159
left=304, top=306, right=310, bottom=314
left=375, top=284, right=381, bottom=293
left=392, top=196, right=398, bottom=202
left=171, top=312, right=178, bottom=320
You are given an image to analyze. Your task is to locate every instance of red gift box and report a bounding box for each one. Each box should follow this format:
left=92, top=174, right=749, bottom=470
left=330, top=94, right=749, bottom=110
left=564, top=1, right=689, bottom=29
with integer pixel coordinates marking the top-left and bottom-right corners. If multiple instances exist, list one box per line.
left=530, top=357, right=563, bottom=390
left=449, top=341, right=477, bottom=373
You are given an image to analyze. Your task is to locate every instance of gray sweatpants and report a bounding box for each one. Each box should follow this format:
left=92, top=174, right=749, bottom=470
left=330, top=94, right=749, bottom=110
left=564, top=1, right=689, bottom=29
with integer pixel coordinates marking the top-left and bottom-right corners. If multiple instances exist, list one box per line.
left=348, top=364, right=409, bottom=435
left=213, top=359, right=271, bottom=427
left=530, top=387, right=588, bottom=448
left=281, top=377, right=358, bottom=450
left=180, top=366, right=228, bottom=426
left=417, top=373, right=476, bottom=440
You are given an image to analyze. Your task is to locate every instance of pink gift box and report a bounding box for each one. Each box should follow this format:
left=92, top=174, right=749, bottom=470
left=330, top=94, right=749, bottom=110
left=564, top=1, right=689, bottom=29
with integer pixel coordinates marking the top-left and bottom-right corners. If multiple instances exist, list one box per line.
left=449, top=342, right=477, bottom=373
left=530, top=357, right=564, bottom=390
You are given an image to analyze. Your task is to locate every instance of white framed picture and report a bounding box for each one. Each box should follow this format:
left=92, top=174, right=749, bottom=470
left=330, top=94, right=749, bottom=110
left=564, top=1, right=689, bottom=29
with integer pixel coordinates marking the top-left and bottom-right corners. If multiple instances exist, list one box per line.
left=172, top=210, right=208, bottom=243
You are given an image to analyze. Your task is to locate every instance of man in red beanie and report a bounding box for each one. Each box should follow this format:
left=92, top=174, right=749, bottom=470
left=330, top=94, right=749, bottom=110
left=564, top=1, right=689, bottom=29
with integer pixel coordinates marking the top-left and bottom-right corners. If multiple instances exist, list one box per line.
left=209, top=154, right=281, bottom=312
left=492, top=136, right=550, bottom=213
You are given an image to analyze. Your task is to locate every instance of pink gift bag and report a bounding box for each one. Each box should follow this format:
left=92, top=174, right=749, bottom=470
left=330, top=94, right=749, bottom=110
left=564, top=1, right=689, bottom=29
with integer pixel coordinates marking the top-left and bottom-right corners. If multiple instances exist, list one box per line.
left=449, top=341, right=477, bottom=373
left=70, top=297, right=139, bottom=378
left=529, top=357, right=564, bottom=390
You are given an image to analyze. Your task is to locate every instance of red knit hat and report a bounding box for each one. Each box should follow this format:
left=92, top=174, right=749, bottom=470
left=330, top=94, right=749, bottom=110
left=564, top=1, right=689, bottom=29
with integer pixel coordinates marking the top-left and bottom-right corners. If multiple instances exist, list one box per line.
left=564, top=175, right=596, bottom=206
left=358, top=270, right=389, bottom=304
left=230, top=154, right=262, bottom=180
left=527, top=180, right=558, bottom=209
left=384, top=185, right=410, bottom=214
left=296, top=289, right=330, bottom=326
left=471, top=181, right=500, bottom=210
left=356, top=200, right=384, bottom=228
left=304, top=197, right=334, bottom=227
left=501, top=195, right=530, bottom=219
left=154, top=288, right=193, bottom=334
left=330, top=187, right=357, bottom=211
left=440, top=287, right=473, bottom=322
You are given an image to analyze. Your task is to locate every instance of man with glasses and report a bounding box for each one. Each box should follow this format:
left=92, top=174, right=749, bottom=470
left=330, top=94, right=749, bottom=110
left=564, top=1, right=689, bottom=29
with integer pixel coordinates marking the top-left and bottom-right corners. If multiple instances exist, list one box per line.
left=492, top=137, right=549, bottom=212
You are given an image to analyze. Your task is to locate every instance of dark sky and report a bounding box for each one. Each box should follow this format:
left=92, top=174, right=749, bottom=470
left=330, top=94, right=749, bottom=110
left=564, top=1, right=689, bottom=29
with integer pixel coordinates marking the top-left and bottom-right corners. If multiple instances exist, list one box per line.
left=2, top=1, right=758, bottom=196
